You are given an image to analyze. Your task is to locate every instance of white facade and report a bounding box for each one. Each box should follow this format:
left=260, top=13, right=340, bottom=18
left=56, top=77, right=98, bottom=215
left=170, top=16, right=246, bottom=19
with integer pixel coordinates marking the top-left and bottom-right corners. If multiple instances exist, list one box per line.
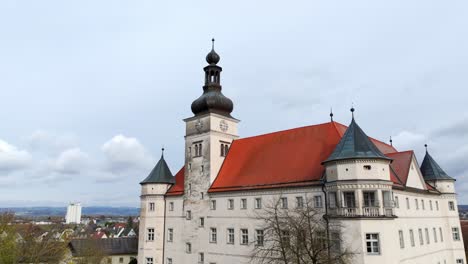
left=65, top=202, right=82, bottom=224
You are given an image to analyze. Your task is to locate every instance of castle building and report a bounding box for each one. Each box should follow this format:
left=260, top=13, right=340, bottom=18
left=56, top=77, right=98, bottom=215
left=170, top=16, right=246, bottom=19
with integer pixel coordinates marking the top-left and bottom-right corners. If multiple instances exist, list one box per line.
left=137, top=42, right=466, bottom=264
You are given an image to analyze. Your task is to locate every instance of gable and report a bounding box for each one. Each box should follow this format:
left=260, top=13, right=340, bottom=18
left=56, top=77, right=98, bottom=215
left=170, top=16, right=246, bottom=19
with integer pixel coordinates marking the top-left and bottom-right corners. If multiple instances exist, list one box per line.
left=405, top=155, right=427, bottom=190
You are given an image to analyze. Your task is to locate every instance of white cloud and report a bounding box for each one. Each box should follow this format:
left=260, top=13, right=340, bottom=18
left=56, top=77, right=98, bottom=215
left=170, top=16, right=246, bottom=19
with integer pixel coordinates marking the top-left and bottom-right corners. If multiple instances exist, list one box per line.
left=101, top=134, right=154, bottom=173
left=26, top=130, right=78, bottom=154
left=0, top=139, right=32, bottom=172
left=51, top=148, right=89, bottom=175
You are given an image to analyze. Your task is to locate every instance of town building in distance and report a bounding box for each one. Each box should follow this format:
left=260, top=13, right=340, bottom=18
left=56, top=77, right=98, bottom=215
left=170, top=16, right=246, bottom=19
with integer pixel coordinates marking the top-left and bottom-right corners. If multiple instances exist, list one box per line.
left=138, top=42, right=466, bottom=264
left=66, top=202, right=82, bottom=224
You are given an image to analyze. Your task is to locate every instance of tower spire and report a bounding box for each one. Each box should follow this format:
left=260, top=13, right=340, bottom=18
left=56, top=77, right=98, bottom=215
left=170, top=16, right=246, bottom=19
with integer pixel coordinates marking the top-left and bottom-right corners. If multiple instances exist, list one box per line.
left=350, top=104, right=355, bottom=119
left=390, top=136, right=393, bottom=146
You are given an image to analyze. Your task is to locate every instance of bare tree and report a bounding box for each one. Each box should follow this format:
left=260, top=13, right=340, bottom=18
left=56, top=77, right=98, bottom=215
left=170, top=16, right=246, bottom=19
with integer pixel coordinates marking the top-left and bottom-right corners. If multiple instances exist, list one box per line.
left=0, top=212, right=19, bottom=263
left=250, top=196, right=354, bottom=264
left=19, top=224, right=69, bottom=264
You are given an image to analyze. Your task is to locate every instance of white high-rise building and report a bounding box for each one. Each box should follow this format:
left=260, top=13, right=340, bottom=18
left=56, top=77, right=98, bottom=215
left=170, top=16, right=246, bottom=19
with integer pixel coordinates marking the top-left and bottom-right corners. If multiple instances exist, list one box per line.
left=65, top=202, right=82, bottom=224
left=137, top=42, right=466, bottom=264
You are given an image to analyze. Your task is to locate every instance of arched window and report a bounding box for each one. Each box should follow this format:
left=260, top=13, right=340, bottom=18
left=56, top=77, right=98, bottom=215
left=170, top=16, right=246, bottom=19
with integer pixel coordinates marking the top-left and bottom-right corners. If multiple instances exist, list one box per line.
left=195, top=145, right=198, bottom=156
left=224, top=144, right=229, bottom=155
left=220, top=144, right=225, bottom=156
left=198, top=144, right=202, bottom=156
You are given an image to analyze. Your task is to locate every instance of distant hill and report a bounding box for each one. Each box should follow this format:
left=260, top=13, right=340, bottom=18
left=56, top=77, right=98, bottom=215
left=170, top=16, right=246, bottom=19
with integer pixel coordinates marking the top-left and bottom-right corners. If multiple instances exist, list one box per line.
left=0, top=206, right=139, bottom=217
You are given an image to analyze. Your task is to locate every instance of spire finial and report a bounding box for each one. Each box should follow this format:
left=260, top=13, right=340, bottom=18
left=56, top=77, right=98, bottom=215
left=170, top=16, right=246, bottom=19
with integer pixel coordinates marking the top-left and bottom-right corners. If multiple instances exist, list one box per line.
left=424, top=144, right=428, bottom=153
left=350, top=103, right=355, bottom=119
left=390, top=136, right=393, bottom=146
left=161, top=147, right=165, bottom=157
left=212, top=38, right=215, bottom=50
left=330, top=107, right=334, bottom=122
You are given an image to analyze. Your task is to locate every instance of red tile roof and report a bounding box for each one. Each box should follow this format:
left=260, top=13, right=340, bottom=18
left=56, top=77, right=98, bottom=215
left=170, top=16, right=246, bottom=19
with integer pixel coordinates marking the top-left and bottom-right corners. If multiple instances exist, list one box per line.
left=166, top=121, right=428, bottom=195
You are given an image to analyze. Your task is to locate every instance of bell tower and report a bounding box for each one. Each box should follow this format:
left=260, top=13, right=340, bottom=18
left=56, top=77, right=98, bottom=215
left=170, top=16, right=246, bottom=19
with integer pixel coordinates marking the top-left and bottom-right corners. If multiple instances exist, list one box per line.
left=183, top=39, right=239, bottom=200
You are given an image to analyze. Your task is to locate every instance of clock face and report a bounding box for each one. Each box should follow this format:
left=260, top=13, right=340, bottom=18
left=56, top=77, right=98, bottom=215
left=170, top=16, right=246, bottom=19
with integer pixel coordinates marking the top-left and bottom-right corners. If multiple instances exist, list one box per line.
left=219, top=120, right=229, bottom=132
left=195, top=120, right=204, bottom=132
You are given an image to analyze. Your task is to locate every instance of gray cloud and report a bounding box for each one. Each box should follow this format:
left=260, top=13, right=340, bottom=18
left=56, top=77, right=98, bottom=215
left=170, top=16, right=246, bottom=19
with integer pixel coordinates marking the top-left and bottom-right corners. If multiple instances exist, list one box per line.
left=0, top=139, right=32, bottom=173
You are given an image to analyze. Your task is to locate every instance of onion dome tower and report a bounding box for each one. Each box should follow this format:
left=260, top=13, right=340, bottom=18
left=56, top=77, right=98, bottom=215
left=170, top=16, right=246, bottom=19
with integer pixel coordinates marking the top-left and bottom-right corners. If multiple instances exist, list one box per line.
left=420, top=144, right=455, bottom=193
left=191, top=38, right=234, bottom=117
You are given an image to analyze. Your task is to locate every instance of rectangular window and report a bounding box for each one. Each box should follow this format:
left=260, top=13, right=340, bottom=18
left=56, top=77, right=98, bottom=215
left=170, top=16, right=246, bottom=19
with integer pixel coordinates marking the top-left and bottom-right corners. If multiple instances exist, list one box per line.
left=314, top=195, right=323, bottom=208
left=281, top=197, right=288, bottom=209
left=406, top=197, right=410, bottom=209
left=452, top=227, right=461, bottom=241
left=363, top=191, right=377, bottom=207
left=425, top=228, right=430, bottom=244
left=331, top=232, right=341, bottom=253
left=394, top=196, right=399, bottom=208
left=449, top=201, right=456, bottom=211
left=241, top=198, right=247, bottom=209
left=418, top=228, right=424, bottom=245
left=120, top=257, right=124, bottom=263
left=210, top=200, right=216, bottom=210
left=409, top=229, right=415, bottom=247
left=149, top=202, right=155, bottom=211
left=344, top=192, right=356, bottom=208
left=436, top=201, right=439, bottom=210
left=147, top=228, right=155, bottom=241
left=383, top=191, right=392, bottom=207
left=421, top=199, right=425, bottom=210
left=146, top=258, right=153, bottom=264
left=415, top=199, right=419, bottom=210
left=210, top=228, right=217, bottom=243
left=199, top=252, right=204, bottom=264
left=255, top=198, right=262, bottom=209
left=456, top=259, right=464, bottom=264
left=167, top=258, right=172, bottom=264
left=186, top=242, right=192, bottom=253
left=241, top=229, right=249, bottom=245
left=256, top=229, right=264, bottom=246
left=329, top=192, right=337, bottom=208
left=199, top=217, right=204, bottom=227
left=429, top=200, right=433, bottom=210
left=365, top=233, right=380, bottom=254
left=433, top=227, right=438, bottom=243
left=169, top=202, right=174, bottom=211
left=186, top=210, right=192, bottom=220
left=227, top=228, right=235, bottom=244
left=228, top=199, right=234, bottom=210
left=281, top=230, right=290, bottom=246
left=167, top=228, right=173, bottom=242
left=296, top=196, right=304, bottom=208
left=439, top=227, right=443, bottom=242
left=399, top=230, right=405, bottom=249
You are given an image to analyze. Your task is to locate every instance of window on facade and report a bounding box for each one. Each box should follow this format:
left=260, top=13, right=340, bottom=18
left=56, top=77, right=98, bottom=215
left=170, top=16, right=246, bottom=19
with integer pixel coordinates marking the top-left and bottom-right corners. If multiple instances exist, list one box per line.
left=227, top=228, right=235, bottom=244
left=146, top=257, right=154, bottom=264
left=439, top=227, right=444, bottom=242
left=281, top=230, right=290, bottom=246
left=296, top=196, right=304, bottom=208
left=430, top=200, right=433, bottom=210
left=425, top=228, right=430, bottom=244
left=167, top=258, right=172, bottom=264
left=149, top=202, right=155, bottom=212
left=394, top=196, right=399, bottom=208
left=199, top=217, right=204, bottom=227
left=256, top=229, right=264, bottom=246
left=201, top=165, right=204, bottom=172
left=433, top=228, right=438, bottom=243
left=418, top=228, right=424, bottom=245
left=415, top=199, right=419, bottom=210
left=363, top=165, right=372, bottom=170
left=220, top=143, right=229, bottom=157
left=147, top=228, right=155, bottom=241
left=399, top=230, right=405, bottom=249
left=199, top=252, right=204, bottom=264
left=186, top=210, right=192, bottom=220
left=329, top=192, right=337, bottom=208
left=119, top=257, right=123, bottom=263
left=280, top=197, right=288, bottom=209
left=167, top=228, right=173, bottom=242
left=456, top=259, right=464, bottom=264
left=436, top=201, right=439, bottom=210
left=241, top=198, right=247, bottom=209
left=186, top=242, right=192, bottom=253
left=421, top=199, right=425, bottom=210
left=409, top=229, right=415, bottom=247
left=331, top=232, right=341, bottom=253
left=169, top=202, right=174, bottom=211
left=449, top=201, right=456, bottom=211
left=344, top=192, right=356, bottom=208
left=255, top=198, right=262, bottom=209
left=406, top=198, right=410, bottom=209
left=241, top=229, right=249, bottom=245
left=383, top=191, right=392, bottom=207
left=452, top=227, right=461, bottom=241
left=314, top=195, right=323, bottom=208
left=363, top=191, right=377, bottom=207
left=228, top=199, right=234, bottom=210
left=210, top=228, right=217, bottom=243
left=210, top=200, right=216, bottom=210
left=365, top=233, right=380, bottom=254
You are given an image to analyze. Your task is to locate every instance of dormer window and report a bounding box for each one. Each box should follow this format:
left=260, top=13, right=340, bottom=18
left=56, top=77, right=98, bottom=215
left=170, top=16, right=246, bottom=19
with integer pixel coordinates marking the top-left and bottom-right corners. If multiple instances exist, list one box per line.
left=363, top=165, right=372, bottom=170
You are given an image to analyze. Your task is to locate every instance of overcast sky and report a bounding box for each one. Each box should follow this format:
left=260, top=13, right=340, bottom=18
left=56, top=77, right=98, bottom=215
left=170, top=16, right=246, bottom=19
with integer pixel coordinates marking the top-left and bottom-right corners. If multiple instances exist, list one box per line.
left=0, top=0, right=467, bottom=207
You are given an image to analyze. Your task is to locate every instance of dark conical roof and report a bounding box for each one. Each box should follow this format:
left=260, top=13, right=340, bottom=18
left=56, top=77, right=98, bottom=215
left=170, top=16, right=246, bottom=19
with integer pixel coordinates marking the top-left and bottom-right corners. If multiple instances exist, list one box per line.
left=140, top=153, right=175, bottom=185
left=420, top=150, right=454, bottom=181
left=323, top=118, right=391, bottom=163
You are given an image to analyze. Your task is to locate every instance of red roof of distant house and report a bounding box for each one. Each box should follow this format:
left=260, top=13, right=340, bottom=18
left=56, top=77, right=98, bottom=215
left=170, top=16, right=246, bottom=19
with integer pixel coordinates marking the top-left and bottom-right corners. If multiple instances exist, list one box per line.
left=165, top=121, right=432, bottom=195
